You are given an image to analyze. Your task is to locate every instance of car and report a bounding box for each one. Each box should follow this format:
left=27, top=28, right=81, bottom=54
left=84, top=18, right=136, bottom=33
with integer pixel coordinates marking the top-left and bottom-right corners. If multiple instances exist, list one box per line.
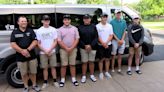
left=0, top=4, right=154, bottom=88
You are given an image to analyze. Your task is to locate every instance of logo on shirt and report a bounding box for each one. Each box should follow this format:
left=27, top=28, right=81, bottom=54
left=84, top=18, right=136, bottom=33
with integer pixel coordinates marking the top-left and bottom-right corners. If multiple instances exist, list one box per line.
left=131, top=28, right=141, bottom=33
left=15, top=34, right=24, bottom=38
left=26, top=32, right=31, bottom=36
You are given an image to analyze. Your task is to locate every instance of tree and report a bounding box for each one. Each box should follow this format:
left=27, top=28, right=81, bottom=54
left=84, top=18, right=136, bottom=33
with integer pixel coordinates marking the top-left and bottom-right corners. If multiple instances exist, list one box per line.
left=77, top=0, right=108, bottom=4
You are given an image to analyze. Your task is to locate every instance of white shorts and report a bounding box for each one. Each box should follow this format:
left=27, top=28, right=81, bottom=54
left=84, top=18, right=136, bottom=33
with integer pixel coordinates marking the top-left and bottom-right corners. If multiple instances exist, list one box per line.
left=111, top=40, right=125, bottom=55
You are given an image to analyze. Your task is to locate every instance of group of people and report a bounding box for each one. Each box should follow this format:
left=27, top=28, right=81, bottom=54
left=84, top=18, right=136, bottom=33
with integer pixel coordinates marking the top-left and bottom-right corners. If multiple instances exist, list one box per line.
left=10, top=9, right=144, bottom=92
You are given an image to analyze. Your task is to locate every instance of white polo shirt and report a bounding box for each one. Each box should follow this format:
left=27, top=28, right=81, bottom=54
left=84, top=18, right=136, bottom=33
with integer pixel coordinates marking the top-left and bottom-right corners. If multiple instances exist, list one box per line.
left=36, top=26, right=57, bottom=54
left=96, top=22, right=113, bottom=45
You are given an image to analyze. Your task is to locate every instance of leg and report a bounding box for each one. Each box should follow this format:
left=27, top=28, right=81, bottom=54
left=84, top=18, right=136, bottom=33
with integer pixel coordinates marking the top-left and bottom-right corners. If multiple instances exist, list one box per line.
left=128, top=48, right=134, bottom=70
left=118, top=41, right=125, bottom=72
left=61, top=66, right=67, bottom=79
left=98, top=58, right=105, bottom=73
left=29, top=59, right=38, bottom=86
left=82, top=63, right=88, bottom=76
left=111, top=40, right=118, bottom=71
left=51, top=67, right=57, bottom=80
left=70, top=65, right=76, bottom=78
left=17, top=62, right=29, bottom=88
left=111, top=55, right=116, bottom=71
left=135, top=47, right=140, bottom=68
left=89, top=62, right=94, bottom=75
left=105, top=58, right=110, bottom=72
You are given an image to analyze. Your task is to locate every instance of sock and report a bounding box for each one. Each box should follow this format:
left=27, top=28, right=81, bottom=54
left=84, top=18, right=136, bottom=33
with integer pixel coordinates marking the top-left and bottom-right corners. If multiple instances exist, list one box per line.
left=105, top=72, right=109, bottom=75
left=82, top=75, right=86, bottom=79
left=44, top=80, right=48, bottom=84
left=136, top=66, right=140, bottom=71
left=90, top=75, right=94, bottom=78
left=61, top=78, right=65, bottom=83
left=53, top=79, right=57, bottom=82
left=72, top=77, right=76, bottom=82
left=128, top=67, right=131, bottom=71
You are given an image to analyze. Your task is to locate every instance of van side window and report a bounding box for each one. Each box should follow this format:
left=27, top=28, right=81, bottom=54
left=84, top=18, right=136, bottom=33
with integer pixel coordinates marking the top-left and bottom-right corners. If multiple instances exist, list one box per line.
left=14, top=13, right=56, bottom=29
left=0, top=15, right=14, bottom=30
left=56, top=8, right=103, bottom=28
left=110, top=9, right=132, bottom=25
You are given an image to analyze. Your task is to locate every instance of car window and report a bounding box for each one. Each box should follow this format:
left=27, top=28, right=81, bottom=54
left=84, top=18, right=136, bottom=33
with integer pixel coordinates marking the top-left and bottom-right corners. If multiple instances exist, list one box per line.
left=0, top=15, right=14, bottom=30
left=110, top=9, right=132, bottom=26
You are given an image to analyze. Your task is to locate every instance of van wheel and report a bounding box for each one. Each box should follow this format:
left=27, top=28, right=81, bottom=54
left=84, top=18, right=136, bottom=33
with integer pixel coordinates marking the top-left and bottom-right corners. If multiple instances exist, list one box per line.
left=6, top=62, right=24, bottom=88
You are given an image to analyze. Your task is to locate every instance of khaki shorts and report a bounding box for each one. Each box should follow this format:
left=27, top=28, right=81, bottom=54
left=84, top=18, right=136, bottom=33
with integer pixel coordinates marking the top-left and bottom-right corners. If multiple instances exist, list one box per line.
left=129, top=47, right=141, bottom=55
left=40, top=53, right=57, bottom=68
left=17, top=59, right=38, bottom=76
left=80, top=49, right=96, bottom=63
left=60, top=48, right=77, bottom=66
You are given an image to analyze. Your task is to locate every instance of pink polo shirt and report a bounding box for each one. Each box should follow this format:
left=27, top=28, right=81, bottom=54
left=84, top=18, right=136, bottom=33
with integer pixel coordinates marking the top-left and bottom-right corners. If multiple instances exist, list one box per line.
left=58, top=25, right=80, bottom=48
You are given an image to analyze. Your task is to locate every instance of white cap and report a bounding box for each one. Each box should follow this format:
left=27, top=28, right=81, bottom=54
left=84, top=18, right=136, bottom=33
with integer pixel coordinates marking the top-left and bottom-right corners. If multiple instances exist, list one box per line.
left=115, top=9, right=122, bottom=14
left=132, top=15, right=140, bottom=20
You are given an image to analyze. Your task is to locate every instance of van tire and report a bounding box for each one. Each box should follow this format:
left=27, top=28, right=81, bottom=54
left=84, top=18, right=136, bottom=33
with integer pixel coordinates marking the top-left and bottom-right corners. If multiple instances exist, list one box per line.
left=6, top=62, right=24, bottom=88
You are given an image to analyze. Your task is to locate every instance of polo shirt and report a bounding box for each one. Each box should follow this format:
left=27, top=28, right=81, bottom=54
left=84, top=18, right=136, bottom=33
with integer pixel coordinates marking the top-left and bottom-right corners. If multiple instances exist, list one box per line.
left=10, top=28, right=37, bottom=62
left=96, top=22, right=113, bottom=45
left=58, top=25, right=80, bottom=48
left=110, top=18, right=127, bottom=40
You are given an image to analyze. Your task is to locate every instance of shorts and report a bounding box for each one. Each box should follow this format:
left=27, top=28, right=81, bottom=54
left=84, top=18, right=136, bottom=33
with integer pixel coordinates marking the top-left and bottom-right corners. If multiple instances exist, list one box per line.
left=40, top=53, right=57, bottom=68
left=60, top=48, right=77, bottom=66
left=97, top=45, right=112, bottom=59
left=80, top=49, right=96, bottom=63
left=17, top=59, right=38, bottom=76
left=111, top=40, right=125, bottom=55
left=129, top=47, right=142, bottom=55
left=129, top=42, right=142, bottom=47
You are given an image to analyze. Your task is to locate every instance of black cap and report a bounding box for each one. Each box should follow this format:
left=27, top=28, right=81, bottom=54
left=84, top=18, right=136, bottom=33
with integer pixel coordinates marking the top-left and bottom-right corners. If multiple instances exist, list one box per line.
left=63, top=15, right=71, bottom=19
left=100, top=13, right=108, bottom=17
left=83, top=14, right=91, bottom=19
left=42, top=15, right=50, bottom=20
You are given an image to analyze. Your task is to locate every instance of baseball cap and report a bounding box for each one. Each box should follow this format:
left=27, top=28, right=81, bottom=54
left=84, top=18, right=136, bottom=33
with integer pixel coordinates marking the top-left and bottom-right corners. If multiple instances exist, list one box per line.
left=132, top=15, right=140, bottom=20
left=63, top=14, right=71, bottom=19
left=83, top=14, right=91, bottom=19
left=115, top=9, right=122, bottom=14
left=42, top=15, right=50, bottom=20
left=100, top=13, right=108, bottom=17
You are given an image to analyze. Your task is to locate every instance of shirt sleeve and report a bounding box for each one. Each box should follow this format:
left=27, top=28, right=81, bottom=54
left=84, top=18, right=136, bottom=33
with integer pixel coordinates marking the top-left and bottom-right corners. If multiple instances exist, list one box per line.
left=128, top=24, right=136, bottom=44
left=10, top=31, right=16, bottom=42
left=57, top=29, right=62, bottom=41
left=96, top=25, right=101, bottom=37
left=53, top=29, right=58, bottom=40
left=123, top=20, right=127, bottom=31
left=75, top=27, right=80, bottom=39
left=30, top=29, right=37, bottom=41
left=139, top=25, right=144, bottom=45
left=36, top=30, right=41, bottom=41
left=110, top=25, right=114, bottom=35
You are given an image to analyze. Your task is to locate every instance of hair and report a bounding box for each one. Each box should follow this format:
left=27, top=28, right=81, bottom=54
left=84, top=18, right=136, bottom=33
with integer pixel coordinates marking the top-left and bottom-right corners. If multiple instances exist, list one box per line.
left=17, top=16, right=27, bottom=22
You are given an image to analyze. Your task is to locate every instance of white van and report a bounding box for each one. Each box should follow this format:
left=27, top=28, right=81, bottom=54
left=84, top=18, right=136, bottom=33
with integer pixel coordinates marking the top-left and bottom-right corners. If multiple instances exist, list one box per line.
left=0, top=4, right=154, bottom=88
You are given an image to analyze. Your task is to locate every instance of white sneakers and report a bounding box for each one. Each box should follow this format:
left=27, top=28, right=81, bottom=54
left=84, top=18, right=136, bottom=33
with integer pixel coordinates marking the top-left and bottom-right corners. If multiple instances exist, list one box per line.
left=81, top=75, right=97, bottom=83
left=42, top=82, right=59, bottom=89
left=99, top=72, right=112, bottom=80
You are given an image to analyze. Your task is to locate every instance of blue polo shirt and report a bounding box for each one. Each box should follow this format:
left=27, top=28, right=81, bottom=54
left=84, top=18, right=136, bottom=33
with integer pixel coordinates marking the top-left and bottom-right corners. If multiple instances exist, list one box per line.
left=110, top=18, right=127, bottom=40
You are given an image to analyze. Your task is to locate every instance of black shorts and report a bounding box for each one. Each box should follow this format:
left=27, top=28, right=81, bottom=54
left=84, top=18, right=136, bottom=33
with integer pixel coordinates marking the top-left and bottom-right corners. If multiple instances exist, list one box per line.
left=129, top=42, right=142, bottom=47
left=97, top=45, right=112, bottom=59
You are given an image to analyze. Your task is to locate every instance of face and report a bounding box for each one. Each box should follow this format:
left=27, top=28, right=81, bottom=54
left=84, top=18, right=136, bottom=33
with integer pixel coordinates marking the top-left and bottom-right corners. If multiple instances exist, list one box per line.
left=101, top=16, right=108, bottom=22
left=133, top=18, right=140, bottom=24
left=17, top=17, right=27, bottom=29
left=116, top=12, right=122, bottom=19
left=63, top=18, right=71, bottom=26
left=83, top=18, right=91, bottom=25
left=42, top=20, right=50, bottom=26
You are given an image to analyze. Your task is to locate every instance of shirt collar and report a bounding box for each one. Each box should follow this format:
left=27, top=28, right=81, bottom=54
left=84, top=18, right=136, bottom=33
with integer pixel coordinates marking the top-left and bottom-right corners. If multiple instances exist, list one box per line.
left=63, top=25, right=72, bottom=28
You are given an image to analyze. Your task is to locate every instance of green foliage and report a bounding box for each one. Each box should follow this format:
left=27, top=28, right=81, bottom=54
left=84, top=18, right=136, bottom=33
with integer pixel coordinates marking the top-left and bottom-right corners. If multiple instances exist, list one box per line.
left=77, top=0, right=108, bottom=4
left=132, top=0, right=164, bottom=19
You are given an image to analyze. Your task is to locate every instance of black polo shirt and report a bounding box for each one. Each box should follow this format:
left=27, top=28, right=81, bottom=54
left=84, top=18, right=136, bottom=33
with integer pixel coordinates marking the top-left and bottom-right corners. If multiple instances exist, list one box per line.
left=10, top=28, right=37, bottom=62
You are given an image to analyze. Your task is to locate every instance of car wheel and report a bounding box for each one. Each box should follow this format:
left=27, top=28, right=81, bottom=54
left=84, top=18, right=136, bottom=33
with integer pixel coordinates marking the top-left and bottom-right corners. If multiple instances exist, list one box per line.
left=6, top=62, right=24, bottom=88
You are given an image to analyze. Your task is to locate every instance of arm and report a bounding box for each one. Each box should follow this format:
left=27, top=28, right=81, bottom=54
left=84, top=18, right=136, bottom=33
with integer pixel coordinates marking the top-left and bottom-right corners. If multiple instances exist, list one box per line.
left=11, top=42, right=23, bottom=53
left=78, top=27, right=85, bottom=48
left=70, top=38, right=79, bottom=49
left=106, top=34, right=113, bottom=44
left=91, top=27, right=98, bottom=48
left=27, top=40, right=37, bottom=51
left=139, top=25, right=144, bottom=45
left=128, top=25, right=136, bottom=45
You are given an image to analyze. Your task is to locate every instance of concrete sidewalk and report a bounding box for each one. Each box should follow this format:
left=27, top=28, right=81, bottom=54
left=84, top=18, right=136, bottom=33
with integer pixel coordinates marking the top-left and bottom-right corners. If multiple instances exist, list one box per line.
left=1, top=61, right=164, bottom=92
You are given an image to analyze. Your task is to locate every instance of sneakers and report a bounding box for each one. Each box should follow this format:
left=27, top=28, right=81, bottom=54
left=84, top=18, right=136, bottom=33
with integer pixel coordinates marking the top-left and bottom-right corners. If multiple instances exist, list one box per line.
left=99, top=73, right=104, bottom=80
left=42, top=83, right=48, bottom=89
left=53, top=82, right=59, bottom=88
left=23, top=87, right=29, bottom=92
left=81, top=76, right=86, bottom=83
left=32, top=85, right=41, bottom=92
left=90, top=75, right=97, bottom=82
left=105, top=72, right=112, bottom=79
left=127, top=71, right=132, bottom=75
left=111, top=69, right=115, bottom=73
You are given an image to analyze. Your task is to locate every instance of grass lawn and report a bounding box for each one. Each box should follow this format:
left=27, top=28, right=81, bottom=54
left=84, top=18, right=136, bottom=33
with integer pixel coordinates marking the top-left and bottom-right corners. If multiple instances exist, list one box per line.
left=142, top=21, right=164, bottom=30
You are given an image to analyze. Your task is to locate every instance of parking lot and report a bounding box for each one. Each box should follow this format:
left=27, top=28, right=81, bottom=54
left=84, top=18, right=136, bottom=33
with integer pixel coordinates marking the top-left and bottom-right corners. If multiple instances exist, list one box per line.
left=0, top=30, right=164, bottom=92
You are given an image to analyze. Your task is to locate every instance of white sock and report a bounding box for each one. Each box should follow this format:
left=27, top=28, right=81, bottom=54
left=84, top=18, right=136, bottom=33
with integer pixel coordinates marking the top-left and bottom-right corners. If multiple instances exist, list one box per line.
left=61, top=78, right=65, bottom=83
left=72, top=77, right=76, bottom=82
left=128, top=67, right=131, bottom=71
left=90, top=75, right=94, bottom=78
left=136, top=66, right=140, bottom=71
left=105, top=72, right=109, bottom=75
left=82, top=75, right=86, bottom=79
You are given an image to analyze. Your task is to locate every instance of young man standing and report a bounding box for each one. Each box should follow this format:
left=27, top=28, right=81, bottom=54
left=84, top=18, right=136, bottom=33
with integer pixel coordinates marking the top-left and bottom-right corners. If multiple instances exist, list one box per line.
left=96, top=13, right=113, bottom=80
left=127, top=16, right=144, bottom=75
left=10, top=16, right=40, bottom=92
left=36, top=15, right=59, bottom=89
left=110, top=9, right=127, bottom=73
left=78, top=14, right=98, bottom=83
left=58, top=15, right=79, bottom=87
